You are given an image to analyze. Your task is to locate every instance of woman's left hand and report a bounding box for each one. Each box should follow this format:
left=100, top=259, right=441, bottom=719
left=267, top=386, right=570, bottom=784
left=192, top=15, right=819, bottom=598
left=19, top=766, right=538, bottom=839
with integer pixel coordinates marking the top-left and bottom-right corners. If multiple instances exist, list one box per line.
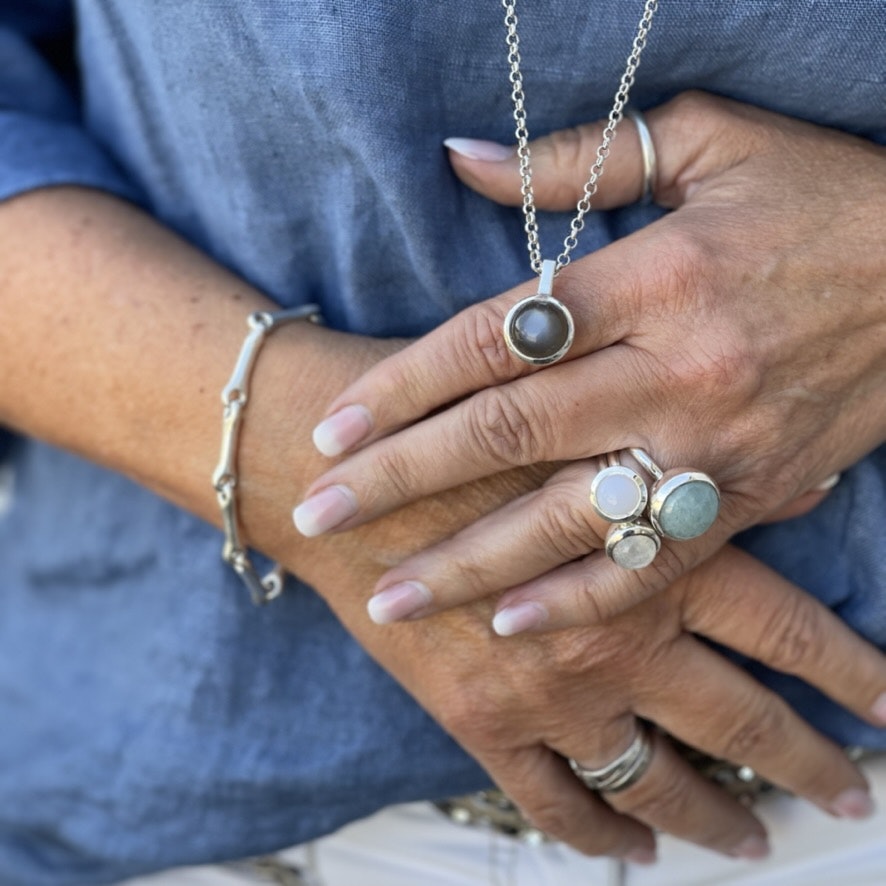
left=295, top=92, right=886, bottom=628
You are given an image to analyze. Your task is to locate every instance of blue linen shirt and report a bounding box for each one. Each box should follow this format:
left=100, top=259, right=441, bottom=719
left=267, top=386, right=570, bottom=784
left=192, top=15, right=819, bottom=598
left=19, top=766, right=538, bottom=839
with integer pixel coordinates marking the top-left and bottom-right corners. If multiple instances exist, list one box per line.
left=0, top=2, right=884, bottom=883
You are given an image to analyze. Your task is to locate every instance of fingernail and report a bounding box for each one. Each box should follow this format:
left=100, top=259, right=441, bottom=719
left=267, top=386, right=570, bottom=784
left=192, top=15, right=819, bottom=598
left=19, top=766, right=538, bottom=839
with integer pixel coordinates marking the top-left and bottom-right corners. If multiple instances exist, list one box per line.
left=623, top=847, right=657, bottom=866
left=871, top=691, right=886, bottom=725
left=830, top=787, right=875, bottom=820
left=292, top=485, right=358, bottom=537
left=492, top=601, right=548, bottom=637
left=312, top=405, right=373, bottom=457
left=443, top=137, right=515, bottom=162
left=367, top=581, right=433, bottom=624
left=814, top=472, right=841, bottom=492
left=731, top=834, right=771, bottom=860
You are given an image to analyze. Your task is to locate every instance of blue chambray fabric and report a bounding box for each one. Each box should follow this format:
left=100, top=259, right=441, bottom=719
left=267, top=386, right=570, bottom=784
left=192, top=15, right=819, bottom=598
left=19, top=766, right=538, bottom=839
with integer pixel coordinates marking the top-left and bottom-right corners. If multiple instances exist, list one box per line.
left=0, top=1, right=884, bottom=883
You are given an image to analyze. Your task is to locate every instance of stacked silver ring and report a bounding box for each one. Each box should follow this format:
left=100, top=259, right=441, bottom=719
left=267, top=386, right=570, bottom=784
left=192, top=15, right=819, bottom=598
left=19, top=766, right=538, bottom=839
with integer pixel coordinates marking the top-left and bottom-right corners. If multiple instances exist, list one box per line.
left=590, top=449, right=720, bottom=570
left=568, top=723, right=654, bottom=793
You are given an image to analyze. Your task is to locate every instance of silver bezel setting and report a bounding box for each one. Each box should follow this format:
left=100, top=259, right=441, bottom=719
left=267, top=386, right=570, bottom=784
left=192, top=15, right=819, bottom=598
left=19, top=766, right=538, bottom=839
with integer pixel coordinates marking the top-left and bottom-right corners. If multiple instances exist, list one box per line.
left=649, top=471, right=721, bottom=541
left=590, top=465, right=649, bottom=522
left=604, top=519, right=661, bottom=570
left=502, top=295, right=575, bottom=366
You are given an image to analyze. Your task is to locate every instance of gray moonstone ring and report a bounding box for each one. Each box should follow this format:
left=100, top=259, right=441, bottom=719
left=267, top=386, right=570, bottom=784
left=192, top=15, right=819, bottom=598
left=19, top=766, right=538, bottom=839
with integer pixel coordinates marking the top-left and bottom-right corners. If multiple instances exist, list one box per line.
left=503, top=260, right=574, bottom=366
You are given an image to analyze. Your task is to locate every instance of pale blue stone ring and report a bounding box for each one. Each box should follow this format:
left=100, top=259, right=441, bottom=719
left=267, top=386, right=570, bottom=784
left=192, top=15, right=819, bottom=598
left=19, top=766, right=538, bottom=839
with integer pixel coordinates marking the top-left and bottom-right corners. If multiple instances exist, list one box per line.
left=629, top=448, right=721, bottom=541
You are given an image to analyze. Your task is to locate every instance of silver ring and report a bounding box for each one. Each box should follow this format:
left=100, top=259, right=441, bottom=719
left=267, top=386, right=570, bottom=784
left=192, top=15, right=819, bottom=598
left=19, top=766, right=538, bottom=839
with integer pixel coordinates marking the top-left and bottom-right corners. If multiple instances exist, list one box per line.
left=628, top=448, right=721, bottom=541
left=568, top=723, right=654, bottom=793
left=626, top=109, right=657, bottom=205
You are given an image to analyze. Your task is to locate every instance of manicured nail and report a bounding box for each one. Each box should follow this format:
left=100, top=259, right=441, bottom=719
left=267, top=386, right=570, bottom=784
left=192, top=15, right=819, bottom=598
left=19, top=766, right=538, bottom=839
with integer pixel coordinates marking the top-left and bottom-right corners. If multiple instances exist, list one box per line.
left=731, top=834, right=771, bottom=860
left=871, top=691, right=886, bottom=725
left=443, top=137, right=515, bottom=162
left=623, top=847, right=658, bottom=866
left=830, top=787, right=875, bottom=820
left=312, top=405, right=373, bottom=457
left=814, top=472, right=841, bottom=492
left=292, top=485, right=357, bottom=537
left=492, top=601, right=548, bottom=637
left=367, top=581, right=433, bottom=624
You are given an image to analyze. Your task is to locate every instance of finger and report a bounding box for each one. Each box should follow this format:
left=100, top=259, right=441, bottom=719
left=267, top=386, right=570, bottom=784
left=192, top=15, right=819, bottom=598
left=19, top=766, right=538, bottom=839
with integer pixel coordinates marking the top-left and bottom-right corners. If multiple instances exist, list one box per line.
left=366, top=460, right=609, bottom=625
left=678, top=545, right=886, bottom=731
left=576, top=729, right=771, bottom=860
left=638, top=634, right=877, bottom=820
left=445, top=91, right=764, bottom=212
left=487, top=526, right=732, bottom=633
left=297, top=345, right=647, bottom=535
left=479, top=743, right=655, bottom=861
left=312, top=237, right=639, bottom=458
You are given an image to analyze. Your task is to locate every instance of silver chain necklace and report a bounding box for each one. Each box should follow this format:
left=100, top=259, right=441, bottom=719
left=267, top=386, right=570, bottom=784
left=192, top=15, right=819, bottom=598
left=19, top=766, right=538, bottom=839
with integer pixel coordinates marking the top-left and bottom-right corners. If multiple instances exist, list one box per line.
left=500, top=0, right=659, bottom=365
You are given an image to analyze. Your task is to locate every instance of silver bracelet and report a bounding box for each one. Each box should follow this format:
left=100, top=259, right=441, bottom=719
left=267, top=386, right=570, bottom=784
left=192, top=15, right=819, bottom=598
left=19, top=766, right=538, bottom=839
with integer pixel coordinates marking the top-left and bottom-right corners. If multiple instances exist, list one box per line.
left=212, top=305, right=322, bottom=605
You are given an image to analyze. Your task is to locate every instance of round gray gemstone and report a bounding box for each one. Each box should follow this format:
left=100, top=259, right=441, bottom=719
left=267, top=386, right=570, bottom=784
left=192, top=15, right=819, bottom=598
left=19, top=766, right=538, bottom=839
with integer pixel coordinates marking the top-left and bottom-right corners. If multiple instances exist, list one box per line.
left=509, top=300, right=570, bottom=360
left=658, top=480, right=719, bottom=540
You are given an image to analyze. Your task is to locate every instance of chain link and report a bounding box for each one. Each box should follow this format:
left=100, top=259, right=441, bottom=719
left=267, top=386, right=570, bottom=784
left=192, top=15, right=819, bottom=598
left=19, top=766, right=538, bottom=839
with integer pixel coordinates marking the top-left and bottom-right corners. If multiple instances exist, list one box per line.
left=501, top=0, right=659, bottom=275
left=213, top=305, right=321, bottom=605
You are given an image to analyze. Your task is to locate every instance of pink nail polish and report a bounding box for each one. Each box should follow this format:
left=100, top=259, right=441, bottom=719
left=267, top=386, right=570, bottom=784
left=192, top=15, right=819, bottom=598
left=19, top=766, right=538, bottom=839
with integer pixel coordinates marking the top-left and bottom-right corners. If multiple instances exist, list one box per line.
left=367, top=581, right=433, bottom=624
left=292, top=485, right=357, bottom=537
left=312, top=405, right=373, bottom=457
left=492, top=601, right=548, bottom=637
left=443, top=137, right=515, bottom=162
left=731, top=834, right=771, bottom=860
left=871, top=691, right=886, bottom=725
left=830, top=787, right=875, bottom=820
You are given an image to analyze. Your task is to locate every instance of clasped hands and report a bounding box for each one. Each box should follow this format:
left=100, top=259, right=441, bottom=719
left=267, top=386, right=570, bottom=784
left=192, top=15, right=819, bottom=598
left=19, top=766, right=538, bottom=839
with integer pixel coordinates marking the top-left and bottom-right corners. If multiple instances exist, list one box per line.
left=294, top=93, right=886, bottom=862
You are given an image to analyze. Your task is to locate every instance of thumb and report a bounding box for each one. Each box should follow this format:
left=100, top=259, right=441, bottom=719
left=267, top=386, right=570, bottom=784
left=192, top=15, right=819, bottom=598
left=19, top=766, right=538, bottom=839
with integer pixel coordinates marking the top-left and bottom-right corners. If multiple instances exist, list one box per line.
left=445, top=91, right=759, bottom=212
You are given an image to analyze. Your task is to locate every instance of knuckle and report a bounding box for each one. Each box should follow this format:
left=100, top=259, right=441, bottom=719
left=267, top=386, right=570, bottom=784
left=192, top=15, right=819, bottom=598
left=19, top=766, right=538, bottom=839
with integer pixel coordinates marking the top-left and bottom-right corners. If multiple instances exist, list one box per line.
left=719, top=695, right=788, bottom=763
left=524, top=798, right=578, bottom=842
left=756, top=594, right=827, bottom=676
left=465, top=387, right=551, bottom=467
left=571, top=578, right=610, bottom=626
left=621, top=762, right=695, bottom=824
left=666, top=90, right=723, bottom=127
left=632, top=542, right=687, bottom=595
left=436, top=686, right=503, bottom=743
left=372, top=447, right=420, bottom=502
left=543, top=126, right=592, bottom=207
left=458, top=304, right=518, bottom=385
left=531, top=486, right=602, bottom=562
left=440, top=551, right=501, bottom=600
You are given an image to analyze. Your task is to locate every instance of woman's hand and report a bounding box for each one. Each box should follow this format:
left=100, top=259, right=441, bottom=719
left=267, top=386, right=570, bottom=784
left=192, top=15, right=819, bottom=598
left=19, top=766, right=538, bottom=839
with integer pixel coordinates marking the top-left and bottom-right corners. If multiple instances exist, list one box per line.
left=290, top=519, right=886, bottom=863
left=295, top=92, right=886, bottom=628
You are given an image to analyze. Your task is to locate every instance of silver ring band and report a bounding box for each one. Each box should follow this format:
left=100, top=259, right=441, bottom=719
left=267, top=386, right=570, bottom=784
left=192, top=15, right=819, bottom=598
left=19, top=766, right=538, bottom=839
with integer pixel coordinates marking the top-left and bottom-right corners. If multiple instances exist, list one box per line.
left=568, top=723, right=654, bottom=793
left=626, top=109, right=657, bottom=205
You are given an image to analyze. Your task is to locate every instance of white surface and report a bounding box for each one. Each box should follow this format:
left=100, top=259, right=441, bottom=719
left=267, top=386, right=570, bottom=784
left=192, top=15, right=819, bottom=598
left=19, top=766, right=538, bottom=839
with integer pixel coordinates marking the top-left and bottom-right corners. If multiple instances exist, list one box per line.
left=121, top=755, right=886, bottom=886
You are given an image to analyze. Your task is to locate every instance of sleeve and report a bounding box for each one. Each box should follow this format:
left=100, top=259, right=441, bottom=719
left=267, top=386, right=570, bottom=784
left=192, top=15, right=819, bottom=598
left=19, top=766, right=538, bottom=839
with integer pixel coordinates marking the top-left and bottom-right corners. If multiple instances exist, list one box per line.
left=0, top=0, right=141, bottom=206
left=0, top=0, right=143, bottom=460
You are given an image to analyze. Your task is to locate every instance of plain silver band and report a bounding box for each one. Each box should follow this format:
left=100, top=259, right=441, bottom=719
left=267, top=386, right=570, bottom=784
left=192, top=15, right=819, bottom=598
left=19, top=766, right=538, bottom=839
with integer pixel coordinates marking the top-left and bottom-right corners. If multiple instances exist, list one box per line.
left=626, top=109, right=657, bottom=205
left=568, top=723, right=654, bottom=793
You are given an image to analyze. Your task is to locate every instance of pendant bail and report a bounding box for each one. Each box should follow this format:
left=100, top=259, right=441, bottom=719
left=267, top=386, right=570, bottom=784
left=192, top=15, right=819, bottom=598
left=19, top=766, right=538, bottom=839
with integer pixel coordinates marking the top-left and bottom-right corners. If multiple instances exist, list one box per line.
left=538, top=259, right=556, bottom=298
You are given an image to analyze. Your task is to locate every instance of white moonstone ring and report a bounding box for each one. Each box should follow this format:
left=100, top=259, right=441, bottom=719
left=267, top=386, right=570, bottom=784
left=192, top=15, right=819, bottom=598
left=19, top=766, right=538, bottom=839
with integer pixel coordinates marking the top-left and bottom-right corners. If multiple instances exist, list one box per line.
left=590, top=453, right=648, bottom=522
left=591, top=452, right=658, bottom=571
left=605, top=519, right=661, bottom=570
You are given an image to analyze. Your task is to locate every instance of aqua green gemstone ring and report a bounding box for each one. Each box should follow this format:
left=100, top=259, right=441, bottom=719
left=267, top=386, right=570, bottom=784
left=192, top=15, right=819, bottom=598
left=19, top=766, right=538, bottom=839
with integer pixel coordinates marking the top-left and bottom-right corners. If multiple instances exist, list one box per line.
left=629, top=449, right=721, bottom=542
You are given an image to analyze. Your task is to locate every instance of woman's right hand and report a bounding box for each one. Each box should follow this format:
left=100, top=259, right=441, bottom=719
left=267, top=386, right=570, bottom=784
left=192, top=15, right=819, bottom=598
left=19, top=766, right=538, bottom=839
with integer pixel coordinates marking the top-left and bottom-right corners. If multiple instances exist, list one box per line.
left=230, top=311, right=886, bottom=864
